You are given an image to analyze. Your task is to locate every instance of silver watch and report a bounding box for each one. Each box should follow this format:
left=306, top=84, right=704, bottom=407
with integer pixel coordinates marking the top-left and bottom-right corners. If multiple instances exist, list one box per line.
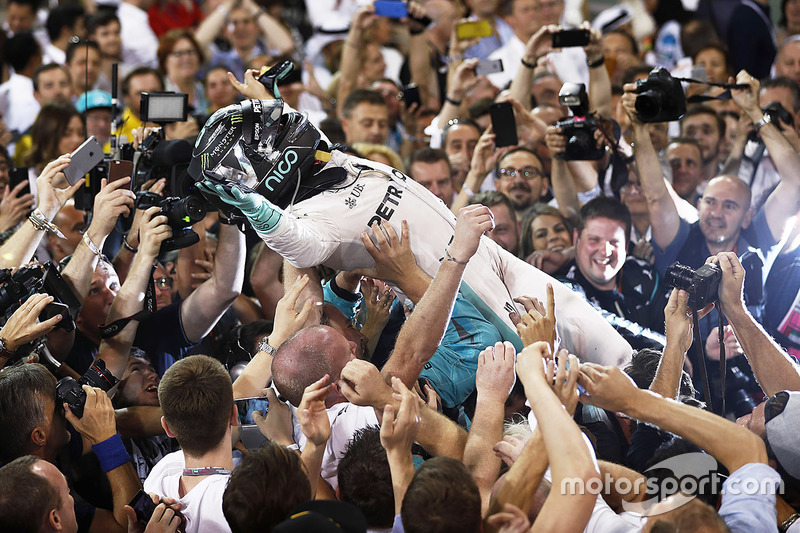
left=257, top=336, right=277, bottom=356
left=753, top=113, right=772, bottom=133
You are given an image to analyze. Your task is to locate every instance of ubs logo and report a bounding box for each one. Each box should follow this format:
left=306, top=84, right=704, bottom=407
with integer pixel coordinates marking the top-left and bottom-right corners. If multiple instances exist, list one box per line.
left=264, top=150, right=298, bottom=192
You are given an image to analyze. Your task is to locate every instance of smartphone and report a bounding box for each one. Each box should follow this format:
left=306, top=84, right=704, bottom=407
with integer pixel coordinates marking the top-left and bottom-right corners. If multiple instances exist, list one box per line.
left=8, top=167, right=29, bottom=193
left=129, top=490, right=157, bottom=525
left=690, top=64, right=707, bottom=83
left=474, top=59, right=504, bottom=77
left=374, top=0, right=408, bottom=18
left=456, top=19, right=492, bottom=40
left=64, top=136, right=104, bottom=186
left=401, top=84, right=421, bottom=108
left=108, top=160, right=133, bottom=185
left=551, top=29, right=591, bottom=48
left=490, top=102, right=518, bottom=147
left=235, top=396, right=270, bottom=427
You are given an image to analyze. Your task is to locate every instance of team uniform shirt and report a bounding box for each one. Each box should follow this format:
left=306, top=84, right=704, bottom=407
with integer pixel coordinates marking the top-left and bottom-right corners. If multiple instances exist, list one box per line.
left=253, top=151, right=632, bottom=366
left=144, top=451, right=232, bottom=533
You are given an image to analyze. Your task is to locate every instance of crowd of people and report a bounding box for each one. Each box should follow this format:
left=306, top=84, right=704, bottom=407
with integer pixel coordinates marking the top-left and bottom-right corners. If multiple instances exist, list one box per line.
left=0, top=0, right=799, bottom=531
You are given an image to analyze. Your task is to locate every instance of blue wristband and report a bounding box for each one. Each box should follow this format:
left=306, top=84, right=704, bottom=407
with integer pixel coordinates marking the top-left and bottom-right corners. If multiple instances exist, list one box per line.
left=91, top=434, right=131, bottom=473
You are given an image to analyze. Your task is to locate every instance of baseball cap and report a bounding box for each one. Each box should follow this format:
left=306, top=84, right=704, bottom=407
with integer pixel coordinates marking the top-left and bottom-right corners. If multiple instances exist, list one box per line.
left=76, top=90, right=112, bottom=114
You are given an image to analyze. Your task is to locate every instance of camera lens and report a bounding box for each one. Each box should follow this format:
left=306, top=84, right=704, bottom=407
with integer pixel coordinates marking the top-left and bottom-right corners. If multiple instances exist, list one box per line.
left=635, top=91, right=663, bottom=120
left=665, top=263, right=694, bottom=291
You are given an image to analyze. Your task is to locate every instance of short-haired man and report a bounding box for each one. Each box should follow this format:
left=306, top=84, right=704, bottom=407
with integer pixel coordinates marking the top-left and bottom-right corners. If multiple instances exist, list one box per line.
left=33, top=63, right=73, bottom=105
left=4, top=0, right=38, bottom=37
left=774, top=36, right=800, bottom=85
left=144, top=355, right=236, bottom=533
left=442, top=118, right=481, bottom=191
left=495, top=147, right=548, bottom=219
left=469, top=191, right=520, bottom=255
left=86, top=11, right=129, bottom=94
left=0, top=456, right=77, bottom=533
left=665, top=137, right=704, bottom=204
left=680, top=105, right=725, bottom=185
left=65, top=39, right=102, bottom=97
left=119, top=67, right=164, bottom=144
left=558, top=197, right=667, bottom=348
left=43, top=4, right=85, bottom=65
left=340, top=89, right=389, bottom=146
left=0, top=31, right=43, bottom=137
left=409, top=148, right=454, bottom=206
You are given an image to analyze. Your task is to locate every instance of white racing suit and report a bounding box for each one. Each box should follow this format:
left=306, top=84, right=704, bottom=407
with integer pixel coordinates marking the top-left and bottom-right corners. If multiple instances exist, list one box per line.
left=258, top=151, right=632, bottom=367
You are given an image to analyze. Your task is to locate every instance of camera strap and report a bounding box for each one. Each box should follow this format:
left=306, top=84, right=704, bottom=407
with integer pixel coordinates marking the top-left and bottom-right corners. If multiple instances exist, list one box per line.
left=692, top=311, right=713, bottom=412
left=718, top=310, right=727, bottom=416
left=98, top=265, right=157, bottom=339
left=677, top=78, right=750, bottom=104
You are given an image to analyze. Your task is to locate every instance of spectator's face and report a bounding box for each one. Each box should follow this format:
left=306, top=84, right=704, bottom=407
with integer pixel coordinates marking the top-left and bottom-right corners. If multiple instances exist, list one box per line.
left=370, top=80, right=401, bottom=123
left=33, top=460, right=77, bottom=533
left=117, top=356, right=160, bottom=407
left=77, top=262, right=120, bottom=333
left=35, top=68, right=72, bottom=105
left=486, top=202, right=519, bottom=254
left=619, top=170, right=647, bottom=216
left=666, top=142, right=703, bottom=201
left=323, top=303, right=367, bottom=360
left=68, top=46, right=102, bottom=94
left=601, top=32, right=635, bottom=61
left=509, top=0, right=538, bottom=40
left=787, top=0, right=800, bottom=30
left=342, top=103, right=389, bottom=145
left=574, top=217, right=627, bottom=290
left=535, top=0, right=563, bottom=26
left=530, top=213, right=571, bottom=252
left=227, top=7, right=258, bottom=51
left=759, top=86, right=799, bottom=129
left=646, top=122, right=669, bottom=153
left=444, top=124, right=479, bottom=167
left=776, top=41, right=800, bottom=86
left=362, top=44, right=387, bottom=84
left=411, top=159, right=453, bottom=206
left=90, top=20, right=122, bottom=59
left=531, top=75, right=561, bottom=108
left=153, top=265, right=173, bottom=310
left=680, top=113, right=721, bottom=164
left=205, top=69, right=237, bottom=110
left=698, top=177, right=753, bottom=249
left=127, top=73, right=163, bottom=118
left=85, top=108, right=112, bottom=145
left=51, top=205, right=86, bottom=260
left=694, top=48, right=729, bottom=84
left=165, top=37, right=200, bottom=82
left=58, top=116, right=84, bottom=156
left=496, top=151, right=546, bottom=210
left=467, top=0, right=499, bottom=18
left=6, top=3, right=36, bottom=35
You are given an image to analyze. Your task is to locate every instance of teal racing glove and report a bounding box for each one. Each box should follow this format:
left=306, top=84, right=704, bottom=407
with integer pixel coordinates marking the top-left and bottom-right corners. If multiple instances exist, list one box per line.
left=197, top=180, right=284, bottom=233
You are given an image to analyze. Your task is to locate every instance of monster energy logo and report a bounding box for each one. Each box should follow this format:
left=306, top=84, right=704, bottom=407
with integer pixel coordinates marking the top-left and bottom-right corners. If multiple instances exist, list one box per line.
left=201, top=153, right=210, bottom=168
left=231, top=114, right=243, bottom=124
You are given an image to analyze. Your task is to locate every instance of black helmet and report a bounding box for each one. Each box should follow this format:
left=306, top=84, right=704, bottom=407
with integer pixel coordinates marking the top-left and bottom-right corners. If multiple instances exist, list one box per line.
left=188, top=99, right=327, bottom=208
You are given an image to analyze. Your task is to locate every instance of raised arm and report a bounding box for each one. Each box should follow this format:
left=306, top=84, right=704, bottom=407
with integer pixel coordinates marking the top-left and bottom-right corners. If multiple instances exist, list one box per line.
left=712, top=252, right=800, bottom=396
left=508, top=25, right=556, bottom=111
left=578, top=362, right=768, bottom=472
left=379, top=377, right=421, bottom=515
left=652, top=288, right=703, bottom=399
left=180, top=222, right=244, bottom=343
left=242, top=0, right=294, bottom=56
left=336, top=6, right=374, bottom=118
left=731, top=70, right=800, bottom=240
left=194, top=0, right=234, bottom=55
left=381, top=206, right=495, bottom=388
left=463, top=342, right=516, bottom=515
left=451, top=127, right=497, bottom=213
left=0, top=156, right=81, bottom=269
left=545, top=126, right=582, bottom=224
left=621, top=84, right=681, bottom=251
left=584, top=24, right=611, bottom=118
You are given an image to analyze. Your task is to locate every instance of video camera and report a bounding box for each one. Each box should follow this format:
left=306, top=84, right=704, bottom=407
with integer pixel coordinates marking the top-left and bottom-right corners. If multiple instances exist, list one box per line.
left=633, top=67, right=686, bottom=123
left=0, top=262, right=81, bottom=332
left=56, top=359, right=118, bottom=418
left=665, top=262, right=721, bottom=309
left=556, top=83, right=604, bottom=161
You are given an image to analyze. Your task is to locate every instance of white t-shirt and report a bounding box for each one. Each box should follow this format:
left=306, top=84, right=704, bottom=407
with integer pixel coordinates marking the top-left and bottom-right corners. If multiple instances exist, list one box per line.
left=292, top=401, right=379, bottom=491
left=144, top=451, right=232, bottom=533
left=118, top=2, right=158, bottom=68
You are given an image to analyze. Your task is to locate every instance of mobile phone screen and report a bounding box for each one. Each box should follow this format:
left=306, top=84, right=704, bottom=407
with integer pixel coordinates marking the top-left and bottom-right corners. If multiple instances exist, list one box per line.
left=475, top=59, right=504, bottom=77
left=374, top=0, right=408, bottom=18
left=456, top=20, right=492, bottom=40
left=551, top=29, right=591, bottom=48
left=235, top=396, right=270, bottom=426
left=490, top=102, right=518, bottom=147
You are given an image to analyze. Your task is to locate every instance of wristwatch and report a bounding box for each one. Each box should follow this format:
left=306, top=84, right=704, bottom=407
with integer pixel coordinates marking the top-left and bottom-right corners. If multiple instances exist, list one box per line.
left=0, top=337, right=13, bottom=359
left=753, top=113, right=772, bottom=133
left=257, top=336, right=277, bottom=356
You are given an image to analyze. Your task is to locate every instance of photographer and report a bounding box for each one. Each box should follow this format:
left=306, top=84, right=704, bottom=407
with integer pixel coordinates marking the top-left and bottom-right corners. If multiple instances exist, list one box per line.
left=0, top=293, right=65, bottom=369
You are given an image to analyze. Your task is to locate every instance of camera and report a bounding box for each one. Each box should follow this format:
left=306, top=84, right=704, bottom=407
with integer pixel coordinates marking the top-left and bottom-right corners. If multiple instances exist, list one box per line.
left=748, top=101, right=794, bottom=143
left=556, top=83, right=604, bottom=161
left=135, top=191, right=207, bottom=252
left=56, top=359, right=119, bottom=418
left=665, top=262, right=722, bottom=309
left=633, top=67, right=686, bottom=123
left=0, top=262, right=81, bottom=333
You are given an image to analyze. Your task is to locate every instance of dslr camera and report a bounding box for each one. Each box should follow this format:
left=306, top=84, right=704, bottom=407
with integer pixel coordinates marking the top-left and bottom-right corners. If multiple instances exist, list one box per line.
left=665, top=262, right=722, bottom=309
left=633, top=67, right=686, bottom=123
left=56, top=359, right=119, bottom=418
left=748, top=101, right=794, bottom=142
left=135, top=191, right=207, bottom=252
left=556, top=83, right=604, bottom=161
left=0, top=262, right=81, bottom=332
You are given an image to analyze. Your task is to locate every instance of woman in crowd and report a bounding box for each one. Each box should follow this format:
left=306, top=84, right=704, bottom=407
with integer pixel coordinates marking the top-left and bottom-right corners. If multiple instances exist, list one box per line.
left=519, top=203, right=574, bottom=275
left=157, top=29, right=209, bottom=113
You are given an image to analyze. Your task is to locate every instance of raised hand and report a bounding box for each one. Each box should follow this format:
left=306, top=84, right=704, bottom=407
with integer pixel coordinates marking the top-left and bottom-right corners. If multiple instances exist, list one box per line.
left=0, top=293, right=63, bottom=352
left=86, top=177, right=137, bottom=246
left=513, top=283, right=557, bottom=349
left=353, top=220, right=419, bottom=284
left=448, top=204, right=495, bottom=263
left=196, top=180, right=282, bottom=233
left=380, top=376, right=421, bottom=455
left=475, top=341, right=517, bottom=404
left=36, top=155, right=83, bottom=220
left=577, top=363, right=640, bottom=413
left=0, top=181, right=34, bottom=233
left=298, top=374, right=332, bottom=447
left=270, top=274, right=316, bottom=345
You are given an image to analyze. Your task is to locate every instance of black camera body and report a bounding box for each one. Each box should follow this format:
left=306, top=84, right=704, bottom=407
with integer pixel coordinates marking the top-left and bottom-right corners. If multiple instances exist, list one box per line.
left=665, top=262, right=722, bottom=309
left=0, top=262, right=81, bottom=333
left=748, top=101, right=794, bottom=143
left=556, top=83, right=604, bottom=161
left=136, top=191, right=207, bottom=252
left=56, top=359, right=119, bottom=419
left=634, top=67, right=686, bottom=123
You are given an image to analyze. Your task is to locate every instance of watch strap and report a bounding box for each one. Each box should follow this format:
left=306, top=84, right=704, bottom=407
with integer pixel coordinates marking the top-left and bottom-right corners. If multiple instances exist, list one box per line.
left=753, top=113, right=772, bottom=133
left=257, top=337, right=277, bottom=356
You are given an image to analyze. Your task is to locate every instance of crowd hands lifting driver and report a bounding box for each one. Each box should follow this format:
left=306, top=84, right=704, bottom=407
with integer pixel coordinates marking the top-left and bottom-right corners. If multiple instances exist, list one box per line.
left=4, top=0, right=800, bottom=531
